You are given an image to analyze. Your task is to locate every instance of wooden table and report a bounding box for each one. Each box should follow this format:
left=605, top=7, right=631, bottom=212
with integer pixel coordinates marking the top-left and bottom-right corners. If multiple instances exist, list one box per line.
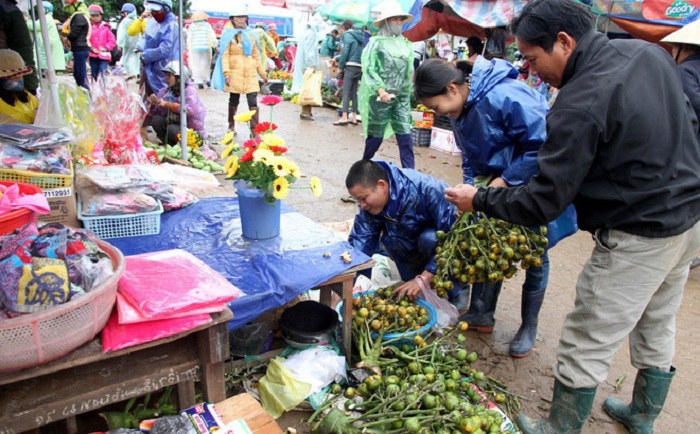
left=217, top=393, right=283, bottom=434
left=0, top=309, right=233, bottom=434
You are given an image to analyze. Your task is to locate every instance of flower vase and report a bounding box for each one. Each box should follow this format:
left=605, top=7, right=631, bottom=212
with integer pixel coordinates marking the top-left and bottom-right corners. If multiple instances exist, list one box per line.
left=234, top=180, right=281, bottom=240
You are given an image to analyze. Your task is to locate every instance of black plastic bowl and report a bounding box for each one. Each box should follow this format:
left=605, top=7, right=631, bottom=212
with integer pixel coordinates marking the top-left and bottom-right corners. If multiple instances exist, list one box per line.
left=279, top=300, right=339, bottom=348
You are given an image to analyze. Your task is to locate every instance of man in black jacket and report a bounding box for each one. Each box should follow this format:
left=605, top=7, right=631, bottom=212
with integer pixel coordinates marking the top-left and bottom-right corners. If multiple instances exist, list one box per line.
left=444, top=0, right=700, bottom=433
left=62, top=0, right=90, bottom=89
left=0, top=0, right=38, bottom=94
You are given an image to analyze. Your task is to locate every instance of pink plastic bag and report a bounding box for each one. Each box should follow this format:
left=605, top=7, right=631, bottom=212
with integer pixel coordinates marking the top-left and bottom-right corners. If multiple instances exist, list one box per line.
left=119, top=249, right=241, bottom=319
left=101, top=308, right=212, bottom=352
left=116, top=292, right=226, bottom=324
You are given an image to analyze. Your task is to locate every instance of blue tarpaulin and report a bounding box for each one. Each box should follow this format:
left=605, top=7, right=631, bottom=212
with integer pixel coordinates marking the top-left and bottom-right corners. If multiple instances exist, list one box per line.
left=107, top=197, right=370, bottom=331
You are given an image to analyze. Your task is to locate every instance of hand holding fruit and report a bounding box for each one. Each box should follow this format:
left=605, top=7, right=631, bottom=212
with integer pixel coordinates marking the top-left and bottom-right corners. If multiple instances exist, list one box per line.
left=445, top=183, right=477, bottom=212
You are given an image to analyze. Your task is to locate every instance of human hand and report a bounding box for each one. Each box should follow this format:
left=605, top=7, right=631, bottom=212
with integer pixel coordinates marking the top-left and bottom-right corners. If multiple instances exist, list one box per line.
left=393, top=279, right=422, bottom=300
left=378, top=90, right=395, bottom=103
left=445, top=183, right=478, bottom=212
left=140, top=11, right=151, bottom=19
left=225, top=76, right=231, bottom=86
left=263, top=77, right=268, bottom=85
left=147, top=94, right=158, bottom=105
left=488, top=177, right=507, bottom=188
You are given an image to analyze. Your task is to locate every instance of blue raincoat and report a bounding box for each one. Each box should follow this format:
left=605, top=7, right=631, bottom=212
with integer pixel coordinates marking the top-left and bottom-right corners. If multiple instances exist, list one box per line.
left=138, top=12, right=179, bottom=95
left=453, top=56, right=576, bottom=247
left=348, top=161, right=457, bottom=280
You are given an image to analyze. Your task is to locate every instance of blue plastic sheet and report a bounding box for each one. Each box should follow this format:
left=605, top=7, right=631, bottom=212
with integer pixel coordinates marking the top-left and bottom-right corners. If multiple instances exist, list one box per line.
left=108, top=197, right=371, bottom=330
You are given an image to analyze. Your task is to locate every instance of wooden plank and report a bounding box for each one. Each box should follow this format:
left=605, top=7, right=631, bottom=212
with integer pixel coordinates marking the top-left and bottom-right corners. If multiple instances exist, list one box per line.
left=341, top=278, right=354, bottom=360
left=177, top=380, right=197, bottom=410
left=317, top=260, right=374, bottom=286
left=0, top=309, right=233, bottom=387
left=196, top=321, right=229, bottom=403
left=226, top=348, right=285, bottom=371
left=0, top=338, right=200, bottom=433
left=216, top=393, right=283, bottom=434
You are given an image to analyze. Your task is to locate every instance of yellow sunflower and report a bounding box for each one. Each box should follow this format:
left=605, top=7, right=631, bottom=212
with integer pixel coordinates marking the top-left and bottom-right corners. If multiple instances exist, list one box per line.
left=253, top=148, right=275, bottom=164
left=221, top=143, right=238, bottom=159
left=287, top=160, right=301, bottom=178
left=219, top=131, right=235, bottom=145
left=261, top=133, right=285, bottom=148
left=270, top=156, right=291, bottom=177
left=310, top=176, right=323, bottom=198
left=234, top=110, right=257, bottom=123
left=225, top=155, right=239, bottom=177
left=272, top=177, right=290, bottom=200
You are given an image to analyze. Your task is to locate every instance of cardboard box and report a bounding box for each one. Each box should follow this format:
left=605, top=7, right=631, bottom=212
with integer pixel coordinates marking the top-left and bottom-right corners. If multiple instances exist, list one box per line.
left=39, top=186, right=79, bottom=228
left=430, top=127, right=461, bottom=156
left=411, top=110, right=434, bottom=123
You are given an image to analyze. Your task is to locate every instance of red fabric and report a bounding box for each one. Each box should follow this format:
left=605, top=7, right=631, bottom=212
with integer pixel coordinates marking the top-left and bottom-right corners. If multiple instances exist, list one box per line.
left=609, top=16, right=683, bottom=43
left=404, top=8, right=485, bottom=42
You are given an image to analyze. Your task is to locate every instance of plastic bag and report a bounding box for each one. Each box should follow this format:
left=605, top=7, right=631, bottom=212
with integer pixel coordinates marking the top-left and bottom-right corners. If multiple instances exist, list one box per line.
left=116, top=292, right=226, bottom=324
left=282, top=347, right=347, bottom=395
left=258, top=357, right=312, bottom=419
left=161, top=163, right=220, bottom=191
left=77, top=164, right=176, bottom=190
left=78, top=185, right=160, bottom=216
left=0, top=124, right=73, bottom=150
left=420, top=286, right=458, bottom=329
left=298, top=68, right=323, bottom=107
left=0, top=144, right=72, bottom=174
left=118, top=249, right=241, bottom=319
left=101, top=308, right=212, bottom=352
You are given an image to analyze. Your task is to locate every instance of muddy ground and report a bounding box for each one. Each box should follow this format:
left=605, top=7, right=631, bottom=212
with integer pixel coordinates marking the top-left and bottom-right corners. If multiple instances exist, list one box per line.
left=198, top=88, right=700, bottom=434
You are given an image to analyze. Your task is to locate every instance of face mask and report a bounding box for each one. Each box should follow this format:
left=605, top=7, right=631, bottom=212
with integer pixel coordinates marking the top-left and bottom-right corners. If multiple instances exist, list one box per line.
left=388, top=23, right=403, bottom=37
left=2, top=78, right=25, bottom=92
left=151, top=10, right=165, bottom=22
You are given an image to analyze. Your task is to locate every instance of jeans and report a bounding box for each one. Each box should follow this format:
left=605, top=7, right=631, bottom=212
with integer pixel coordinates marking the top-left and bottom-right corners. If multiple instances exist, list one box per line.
left=73, top=49, right=90, bottom=89
left=89, top=57, right=109, bottom=81
left=341, top=65, right=361, bottom=114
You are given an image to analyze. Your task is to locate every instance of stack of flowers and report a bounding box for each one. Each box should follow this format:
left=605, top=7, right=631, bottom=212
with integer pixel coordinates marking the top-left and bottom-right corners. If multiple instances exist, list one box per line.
left=177, top=128, right=204, bottom=149
left=220, top=95, right=322, bottom=203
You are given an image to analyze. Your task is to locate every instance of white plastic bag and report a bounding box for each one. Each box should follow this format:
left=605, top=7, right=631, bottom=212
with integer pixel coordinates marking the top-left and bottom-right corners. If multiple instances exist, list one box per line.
left=282, top=347, right=347, bottom=395
left=420, top=286, right=458, bottom=329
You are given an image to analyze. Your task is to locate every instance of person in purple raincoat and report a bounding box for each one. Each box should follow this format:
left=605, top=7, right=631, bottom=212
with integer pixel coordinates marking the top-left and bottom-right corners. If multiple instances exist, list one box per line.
left=147, top=61, right=207, bottom=145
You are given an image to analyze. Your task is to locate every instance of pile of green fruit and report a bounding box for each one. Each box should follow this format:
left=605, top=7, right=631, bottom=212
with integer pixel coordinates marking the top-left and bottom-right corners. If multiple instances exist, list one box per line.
left=433, top=212, right=549, bottom=298
left=144, top=142, right=224, bottom=173
left=350, top=288, right=430, bottom=334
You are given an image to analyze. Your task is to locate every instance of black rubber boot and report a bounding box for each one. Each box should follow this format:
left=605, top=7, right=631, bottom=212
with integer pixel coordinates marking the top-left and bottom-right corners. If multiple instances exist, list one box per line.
left=228, top=104, right=237, bottom=132
left=458, top=283, right=500, bottom=333
left=249, top=107, right=260, bottom=135
left=604, top=367, right=675, bottom=434
left=518, top=379, right=597, bottom=434
left=509, top=289, right=545, bottom=358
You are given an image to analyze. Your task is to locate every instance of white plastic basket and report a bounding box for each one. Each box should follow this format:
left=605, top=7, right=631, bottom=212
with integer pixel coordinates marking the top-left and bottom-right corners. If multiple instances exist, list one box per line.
left=78, top=200, right=164, bottom=239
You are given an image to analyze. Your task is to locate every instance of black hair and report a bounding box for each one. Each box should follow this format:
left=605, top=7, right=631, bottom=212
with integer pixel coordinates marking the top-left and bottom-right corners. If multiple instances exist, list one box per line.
left=466, top=37, right=484, bottom=55
left=345, top=160, right=388, bottom=189
left=342, top=19, right=353, bottom=31
left=414, top=58, right=471, bottom=99
left=0, top=85, right=28, bottom=106
left=331, top=29, right=339, bottom=35
left=511, top=0, right=595, bottom=52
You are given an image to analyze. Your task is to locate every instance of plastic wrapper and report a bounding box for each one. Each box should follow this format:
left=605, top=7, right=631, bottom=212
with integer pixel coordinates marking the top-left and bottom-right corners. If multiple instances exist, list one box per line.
left=78, top=184, right=160, bottom=216
left=101, top=307, right=212, bottom=352
left=259, top=357, right=312, bottom=419
left=90, top=76, right=150, bottom=164
left=161, top=163, right=220, bottom=191
left=118, top=249, right=241, bottom=319
left=181, top=403, right=225, bottom=434
left=77, top=164, right=176, bottom=190
left=132, top=184, right=199, bottom=212
left=282, top=347, right=347, bottom=395
left=151, top=415, right=197, bottom=434
left=35, top=77, right=101, bottom=162
left=420, top=286, right=458, bottom=329
left=116, top=292, right=225, bottom=324
left=0, top=124, right=74, bottom=150
left=0, top=144, right=72, bottom=174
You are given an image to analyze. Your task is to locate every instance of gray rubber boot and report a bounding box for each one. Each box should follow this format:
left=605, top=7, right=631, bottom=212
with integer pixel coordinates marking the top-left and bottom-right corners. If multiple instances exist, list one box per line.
left=603, top=367, right=676, bottom=434
left=518, top=379, right=597, bottom=434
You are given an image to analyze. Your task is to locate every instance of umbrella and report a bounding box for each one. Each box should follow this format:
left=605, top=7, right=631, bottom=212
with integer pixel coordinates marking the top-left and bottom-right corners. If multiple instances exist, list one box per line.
left=316, top=0, right=422, bottom=28
left=261, top=0, right=332, bottom=12
left=436, top=0, right=528, bottom=28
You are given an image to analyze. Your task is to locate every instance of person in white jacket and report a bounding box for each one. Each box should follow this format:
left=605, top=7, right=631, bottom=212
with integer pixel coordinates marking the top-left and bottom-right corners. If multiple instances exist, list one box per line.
left=116, top=3, right=141, bottom=78
left=187, top=11, right=217, bottom=88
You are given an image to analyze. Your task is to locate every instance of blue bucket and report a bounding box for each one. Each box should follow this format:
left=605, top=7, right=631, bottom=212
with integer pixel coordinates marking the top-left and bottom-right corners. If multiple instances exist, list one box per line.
left=234, top=181, right=281, bottom=240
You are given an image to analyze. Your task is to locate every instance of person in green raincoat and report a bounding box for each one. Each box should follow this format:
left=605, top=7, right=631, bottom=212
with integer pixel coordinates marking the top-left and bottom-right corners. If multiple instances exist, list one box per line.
left=359, top=1, right=414, bottom=169
left=26, top=2, right=66, bottom=72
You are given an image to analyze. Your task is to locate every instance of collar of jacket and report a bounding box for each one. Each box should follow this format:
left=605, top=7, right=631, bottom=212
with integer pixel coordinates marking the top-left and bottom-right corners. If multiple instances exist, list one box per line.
left=561, top=30, right=605, bottom=88
left=376, top=161, right=412, bottom=219
left=682, top=51, right=700, bottom=64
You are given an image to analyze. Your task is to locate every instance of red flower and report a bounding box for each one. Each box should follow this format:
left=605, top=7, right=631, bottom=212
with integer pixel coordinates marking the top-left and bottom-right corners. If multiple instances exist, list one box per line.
left=243, top=139, right=257, bottom=149
left=254, top=122, right=278, bottom=134
left=260, top=95, right=282, bottom=106
left=239, top=147, right=255, bottom=162
left=268, top=146, right=288, bottom=154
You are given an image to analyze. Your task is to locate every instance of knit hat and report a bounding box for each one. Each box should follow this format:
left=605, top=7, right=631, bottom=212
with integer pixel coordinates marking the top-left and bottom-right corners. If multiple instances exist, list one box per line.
left=0, top=49, right=33, bottom=79
left=190, top=10, right=209, bottom=22
left=88, top=4, right=103, bottom=15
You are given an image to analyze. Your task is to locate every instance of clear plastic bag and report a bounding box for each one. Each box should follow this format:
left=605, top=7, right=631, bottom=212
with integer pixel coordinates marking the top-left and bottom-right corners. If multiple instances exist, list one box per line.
left=77, top=164, right=176, bottom=191
left=0, top=124, right=73, bottom=150
left=0, top=144, right=72, bottom=174
left=420, top=285, right=458, bottom=329
left=78, top=185, right=160, bottom=216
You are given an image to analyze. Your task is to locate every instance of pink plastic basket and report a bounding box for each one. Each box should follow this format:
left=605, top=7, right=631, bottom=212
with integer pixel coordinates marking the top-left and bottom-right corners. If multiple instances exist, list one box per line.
left=0, top=241, right=125, bottom=373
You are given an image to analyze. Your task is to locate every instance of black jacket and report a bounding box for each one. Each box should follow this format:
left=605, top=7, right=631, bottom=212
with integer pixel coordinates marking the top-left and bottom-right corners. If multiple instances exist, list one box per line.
left=473, top=31, right=700, bottom=237
left=0, top=0, right=38, bottom=93
left=679, top=52, right=700, bottom=127
left=67, top=12, right=89, bottom=51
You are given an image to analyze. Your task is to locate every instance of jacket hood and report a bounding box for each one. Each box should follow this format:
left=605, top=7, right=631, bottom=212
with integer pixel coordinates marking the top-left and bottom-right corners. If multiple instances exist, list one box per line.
left=377, top=161, right=410, bottom=218
left=468, top=56, right=519, bottom=106
left=347, top=29, right=363, bottom=44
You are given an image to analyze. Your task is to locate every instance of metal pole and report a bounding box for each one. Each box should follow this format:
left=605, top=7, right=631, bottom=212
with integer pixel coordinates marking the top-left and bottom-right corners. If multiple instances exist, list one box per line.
left=36, top=0, right=61, bottom=120
left=178, top=0, right=188, bottom=161
left=28, top=0, right=42, bottom=89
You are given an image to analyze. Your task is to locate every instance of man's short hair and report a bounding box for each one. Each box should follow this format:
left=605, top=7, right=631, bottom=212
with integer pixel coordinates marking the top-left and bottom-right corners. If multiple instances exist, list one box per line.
left=346, top=160, right=388, bottom=189
left=342, top=19, right=354, bottom=31
left=510, top=0, right=595, bottom=52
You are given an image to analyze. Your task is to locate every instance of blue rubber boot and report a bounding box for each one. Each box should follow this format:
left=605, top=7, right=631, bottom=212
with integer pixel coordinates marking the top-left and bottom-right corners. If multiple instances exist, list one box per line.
left=603, top=367, right=675, bottom=434
left=458, top=282, right=500, bottom=333
left=509, top=289, right=545, bottom=358
left=518, top=379, right=597, bottom=434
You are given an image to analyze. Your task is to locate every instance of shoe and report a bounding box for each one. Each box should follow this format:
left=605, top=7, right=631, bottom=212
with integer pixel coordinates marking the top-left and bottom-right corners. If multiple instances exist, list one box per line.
left=228, top=104, right=238, bottom=132
left=300, top=114, right=314, bottom=121
left=604, top=367, right=675, bottom=434
left=340, top=195, right=357, bottom=203
left=333, top=121, right=348, bottom=126
left=518, top=379, right=597, bottom=434
left=509, top=289, right=545, bottom=358
left=198, top=83, right=204, bottom=89
left=458, top=282, right=501, bottom=333
left=349, top=121, right=359, bottom=125
left=690, top=256, right=700, bottom=269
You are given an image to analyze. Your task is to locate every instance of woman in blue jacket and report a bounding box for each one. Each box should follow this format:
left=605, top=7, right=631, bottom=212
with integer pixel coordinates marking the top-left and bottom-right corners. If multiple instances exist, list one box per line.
left=414, top=57, right=571, bottom=357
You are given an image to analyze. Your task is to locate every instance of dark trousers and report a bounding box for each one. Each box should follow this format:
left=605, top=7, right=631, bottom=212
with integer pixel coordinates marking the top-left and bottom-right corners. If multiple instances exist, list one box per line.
left=229, top=92, right=258, bottom=107
left=89, top=57, right=109, bottom=81
left=341, top=65, right=361, bottom=114
left=151, top=115, right=180, bottom=146
left=72, top=49, right=90, bottom=89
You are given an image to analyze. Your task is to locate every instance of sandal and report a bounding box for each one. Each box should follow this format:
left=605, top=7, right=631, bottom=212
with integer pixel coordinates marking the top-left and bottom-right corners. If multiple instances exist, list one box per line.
left=333, top=121, right=348, bottom=126
left=340, top=195, right=358, bottom=203
left=349, top=121, right=359, bottom=126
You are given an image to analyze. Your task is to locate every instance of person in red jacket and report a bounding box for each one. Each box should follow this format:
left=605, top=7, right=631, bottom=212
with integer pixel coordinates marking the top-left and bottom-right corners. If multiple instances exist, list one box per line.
left=87, top=4, right=115, bottom=80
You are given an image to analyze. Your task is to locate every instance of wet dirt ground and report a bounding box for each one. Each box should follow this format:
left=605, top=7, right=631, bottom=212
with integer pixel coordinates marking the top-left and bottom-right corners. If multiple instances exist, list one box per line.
left=198, top=88, right=700, bottom=434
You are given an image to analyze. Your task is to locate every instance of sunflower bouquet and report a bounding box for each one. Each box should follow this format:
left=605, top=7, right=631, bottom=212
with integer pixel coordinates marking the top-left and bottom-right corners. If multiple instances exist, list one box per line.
left=220, top=95, right=322, bottom=203
left=177, top=128, right=204, bottom=149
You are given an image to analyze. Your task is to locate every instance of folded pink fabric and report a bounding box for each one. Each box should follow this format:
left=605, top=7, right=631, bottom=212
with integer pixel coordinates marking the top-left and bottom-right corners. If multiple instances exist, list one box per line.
left=0, top=184, right=50, bottom=215
left=116, top=291, right=226, bottom=324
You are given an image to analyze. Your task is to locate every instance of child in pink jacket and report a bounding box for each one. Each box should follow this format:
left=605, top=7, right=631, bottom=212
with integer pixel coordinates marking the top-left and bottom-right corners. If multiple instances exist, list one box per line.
left=88, top=4, right=116, bottom=80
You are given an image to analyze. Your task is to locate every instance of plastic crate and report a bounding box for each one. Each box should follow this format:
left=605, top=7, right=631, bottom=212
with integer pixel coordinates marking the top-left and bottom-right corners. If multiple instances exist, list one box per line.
left=78, top=200, right=163, bottom=239
left=412, top=127, right=431, bottom=147
left=0, top=181, right=42, bottom=235
left=0, top=163, right=73, bottom=190
left=432, top=114, right=452, bottom=130
left=269, top=80, right=284, bottom=95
